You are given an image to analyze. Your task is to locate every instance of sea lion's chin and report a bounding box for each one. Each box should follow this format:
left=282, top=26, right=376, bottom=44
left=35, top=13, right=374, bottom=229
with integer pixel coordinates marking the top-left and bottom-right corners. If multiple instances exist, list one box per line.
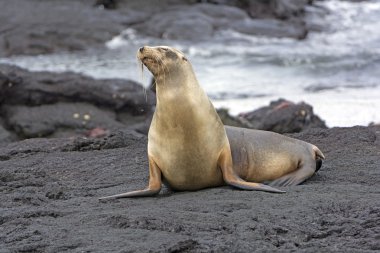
left=143, top=64, right=161, bottom=76
left=141, top=58, right=157, bottom=70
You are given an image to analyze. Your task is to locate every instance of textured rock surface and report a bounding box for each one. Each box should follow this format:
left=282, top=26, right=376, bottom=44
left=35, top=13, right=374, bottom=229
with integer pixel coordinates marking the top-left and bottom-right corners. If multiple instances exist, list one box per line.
left=0, top=123, right=15, bottom=144
left=0, top=64, right=155, bottom=138
left=239, top=98, right=327, bottom=133
left=4, top=102, right=124, bottom=138
left=0, top=0, right=323, bottom=57
left=0, top=126, right=379, bottom=252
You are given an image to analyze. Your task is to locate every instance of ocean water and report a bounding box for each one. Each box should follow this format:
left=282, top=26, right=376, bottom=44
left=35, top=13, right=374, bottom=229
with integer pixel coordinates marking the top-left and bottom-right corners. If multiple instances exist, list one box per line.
left=1, top=0, right=380, bottom=127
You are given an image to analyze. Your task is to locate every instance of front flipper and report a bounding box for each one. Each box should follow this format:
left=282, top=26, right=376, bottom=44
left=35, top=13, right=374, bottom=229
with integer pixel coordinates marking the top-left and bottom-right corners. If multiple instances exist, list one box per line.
left=218, top=145, right=285, bottom=193
left=99, top=156, right=162, bottom=201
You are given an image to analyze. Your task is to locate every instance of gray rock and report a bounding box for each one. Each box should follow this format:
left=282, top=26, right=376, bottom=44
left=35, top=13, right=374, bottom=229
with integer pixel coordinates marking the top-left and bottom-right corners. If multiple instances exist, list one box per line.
left=4, top=102, right=125, bottom=138
left=0, top=123, right=15, bottom=144
left=199, top=0, right=313, bottom=39
left=0, top=64, right=155, bottom=140
left=0, top=64, right=155, bottom=114
left=0, top=0, right=319, bottom=57
left=0, top=0, right=129, bottom=57
left=133, top=9, right=214, bottom=41
left=271, top=0, right=310, bottom=19
left=192, top=3, right=248, bottom=21
left=240, top=98, right=327, bottom=133
left=94, top=0, right=117, bottom=9
left=231, top=18, right=307, bottom=39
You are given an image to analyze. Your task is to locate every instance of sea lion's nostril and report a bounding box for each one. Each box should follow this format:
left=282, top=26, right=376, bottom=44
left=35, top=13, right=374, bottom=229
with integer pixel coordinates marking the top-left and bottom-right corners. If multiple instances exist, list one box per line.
left=139, top=47, right=144, bottom=53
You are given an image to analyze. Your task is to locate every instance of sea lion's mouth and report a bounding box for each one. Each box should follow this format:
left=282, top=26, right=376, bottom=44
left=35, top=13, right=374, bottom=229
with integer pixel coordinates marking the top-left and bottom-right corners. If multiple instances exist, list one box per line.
left=142, top=57, right=155, bottom=63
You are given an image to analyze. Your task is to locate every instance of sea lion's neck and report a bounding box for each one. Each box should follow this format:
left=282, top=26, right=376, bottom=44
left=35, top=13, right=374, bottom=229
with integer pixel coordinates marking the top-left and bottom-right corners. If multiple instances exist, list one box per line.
left=154, top=67, right=201, bottom=103
left=152, top=66, right=212, bottom=125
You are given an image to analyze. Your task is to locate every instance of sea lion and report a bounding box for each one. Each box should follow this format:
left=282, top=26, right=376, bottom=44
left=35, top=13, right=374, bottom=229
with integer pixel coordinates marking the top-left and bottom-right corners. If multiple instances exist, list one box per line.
left=99, top=46, right=324, bottom=200
left=226, top=126, right=324, bottom=186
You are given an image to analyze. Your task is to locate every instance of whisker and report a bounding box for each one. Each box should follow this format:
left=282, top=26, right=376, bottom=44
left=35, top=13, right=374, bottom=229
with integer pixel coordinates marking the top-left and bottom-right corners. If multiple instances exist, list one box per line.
left=136, top=54, right=148, bottom=102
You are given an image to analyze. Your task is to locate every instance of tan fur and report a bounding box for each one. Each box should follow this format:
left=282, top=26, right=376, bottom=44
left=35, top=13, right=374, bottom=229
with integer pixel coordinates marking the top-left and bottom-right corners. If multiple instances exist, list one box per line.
left=99, top=46, right=325, bottom=200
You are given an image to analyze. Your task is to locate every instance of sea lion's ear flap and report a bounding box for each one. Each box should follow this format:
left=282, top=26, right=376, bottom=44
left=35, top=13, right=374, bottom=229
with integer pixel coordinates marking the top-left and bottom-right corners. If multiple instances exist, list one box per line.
left=182, top=57, right=188, bottom=61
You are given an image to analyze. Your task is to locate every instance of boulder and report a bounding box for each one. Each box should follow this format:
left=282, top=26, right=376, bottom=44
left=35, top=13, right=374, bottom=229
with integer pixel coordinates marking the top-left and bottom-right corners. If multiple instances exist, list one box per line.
left=133, top=9, right=214, bottom=41
left=239, top=98, right=327, bottom=133
left=3, top=102, right=125, bottom=138
left=0, top=64, right=155, bottom=115
left=0, top=64, right=155, bottom=140
left=200, top=0, right=311, bottom=19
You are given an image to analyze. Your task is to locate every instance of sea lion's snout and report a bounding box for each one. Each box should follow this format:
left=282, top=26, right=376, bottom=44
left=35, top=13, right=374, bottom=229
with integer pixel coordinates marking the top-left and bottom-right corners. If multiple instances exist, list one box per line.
left=138, top=46, right=187, bottom=77
left=137, top=46, right=151, bottom=63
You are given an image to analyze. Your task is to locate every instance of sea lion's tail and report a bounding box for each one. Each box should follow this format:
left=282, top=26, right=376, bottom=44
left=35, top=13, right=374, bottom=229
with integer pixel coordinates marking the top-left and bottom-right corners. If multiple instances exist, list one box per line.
left=312, top=145, right=325, bottom=172
left=312, top=145, right=325, bottom=160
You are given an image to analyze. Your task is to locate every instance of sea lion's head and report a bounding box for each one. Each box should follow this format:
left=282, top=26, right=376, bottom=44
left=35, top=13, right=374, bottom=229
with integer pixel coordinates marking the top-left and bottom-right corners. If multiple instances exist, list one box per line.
left=137, top=46, right=189, bottom=77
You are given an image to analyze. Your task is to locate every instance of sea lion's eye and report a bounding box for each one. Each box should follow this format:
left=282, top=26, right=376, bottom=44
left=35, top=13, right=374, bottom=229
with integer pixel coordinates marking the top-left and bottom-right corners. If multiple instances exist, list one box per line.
left=161, top=48, right=169, bottom=51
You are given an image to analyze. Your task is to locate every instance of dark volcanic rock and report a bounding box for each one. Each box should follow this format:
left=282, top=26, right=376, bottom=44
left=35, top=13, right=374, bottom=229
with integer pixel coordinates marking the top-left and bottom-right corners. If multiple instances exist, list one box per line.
left=0, top=64, right=155, bottom=114
left=0, top=64, right=155, bottom=139
left=205, top=0, right=310, bottom=19
left=240, top=98, right=327, bottom=133
left=217, top=108, right=253, bottom=128
left=0, top=0, right=319, bottom=57
left=0, top=126, right=379, bottom=252
left=3, top=102, right=124, bottom=138
left=0, top=123, right=15, bottom=144
left=132, top=2, right=309, bottom=40
left=0, top=0, right=157, bottom=57
left=133, top=9, right=215, bottom=41
left=0, top=0, right=129, bottom=57
left=94, top=0, right=117, bottom=9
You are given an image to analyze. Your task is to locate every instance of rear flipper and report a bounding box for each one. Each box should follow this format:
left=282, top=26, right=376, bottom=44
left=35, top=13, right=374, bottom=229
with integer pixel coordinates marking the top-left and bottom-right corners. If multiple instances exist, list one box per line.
left=269, top=159, right=323, bottom=187
left=218, top=144, right=285, bottom=193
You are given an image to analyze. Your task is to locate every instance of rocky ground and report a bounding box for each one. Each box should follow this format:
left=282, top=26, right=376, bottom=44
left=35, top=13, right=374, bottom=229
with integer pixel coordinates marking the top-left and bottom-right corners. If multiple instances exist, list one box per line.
left=0, top=0, right=379, bottom=252
left=1, top=64, right=378, bottom=252
left=0, top=65, right=379, bottom=252
left=0, top=64, right=156, bottom=141
left=0, top=126, right=379, bottom=252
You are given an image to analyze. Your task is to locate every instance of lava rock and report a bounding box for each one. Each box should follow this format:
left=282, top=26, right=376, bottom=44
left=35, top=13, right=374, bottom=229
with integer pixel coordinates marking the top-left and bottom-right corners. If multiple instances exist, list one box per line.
left=133, top=8, right=214, bottom=41
left=94, top=0, right=117, bottom=9
left=239, top=98, right=327, bottom=133
left=3, top=102, right=125, bottom=138
left=0, top=0, right=321, bottom=57
left=0, top=123, right=15, bottom=144
left=0, top=125, right=379, bottom=252
left=0, top=0, right=128, bottom=57
left=0, top=64, right=154, bottom=140
left=0, top=64, right=155, bottom=114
